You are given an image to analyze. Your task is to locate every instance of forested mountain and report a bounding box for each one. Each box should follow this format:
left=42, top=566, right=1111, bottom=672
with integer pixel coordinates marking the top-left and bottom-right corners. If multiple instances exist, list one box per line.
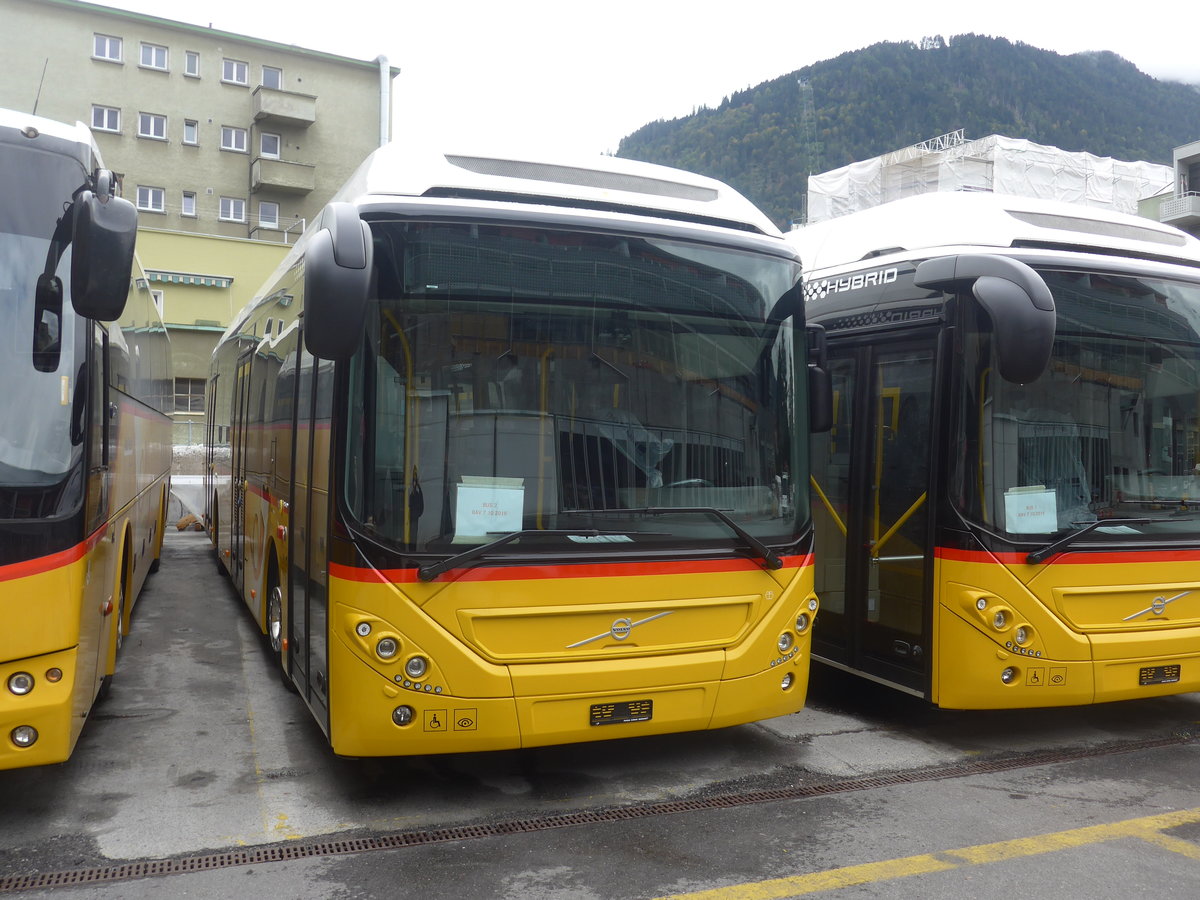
left=616, top=35, right=1200, bottom=228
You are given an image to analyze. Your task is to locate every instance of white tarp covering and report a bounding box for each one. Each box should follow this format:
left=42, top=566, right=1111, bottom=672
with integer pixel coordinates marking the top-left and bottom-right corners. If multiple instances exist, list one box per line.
left=807, top=134, right=1172, bottom=223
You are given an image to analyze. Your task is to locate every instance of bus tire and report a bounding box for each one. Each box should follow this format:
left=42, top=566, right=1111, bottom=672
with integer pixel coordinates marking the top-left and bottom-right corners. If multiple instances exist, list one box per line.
left=266, top=559, right=296, bottom=692
left=212, top=498, right=227, bottom=576
left=149, top=486, right=167, bottom=574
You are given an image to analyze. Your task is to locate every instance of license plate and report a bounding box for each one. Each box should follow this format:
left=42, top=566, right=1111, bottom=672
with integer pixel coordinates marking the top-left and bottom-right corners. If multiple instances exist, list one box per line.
left=1139, top=665, right=1181, bottom=685
left=590, top=699, right=653, bottom=726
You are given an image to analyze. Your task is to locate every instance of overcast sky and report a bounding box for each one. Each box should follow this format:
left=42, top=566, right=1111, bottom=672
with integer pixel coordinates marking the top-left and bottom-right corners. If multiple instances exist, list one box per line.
left=97, top=0, right=1198, bottom=159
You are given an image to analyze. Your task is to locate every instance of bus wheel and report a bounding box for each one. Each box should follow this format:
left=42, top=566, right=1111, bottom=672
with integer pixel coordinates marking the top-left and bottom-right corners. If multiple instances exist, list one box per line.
left=115, top=568, right=127, bottom=654
left=149, top=488, right=166, bottom=574
left=267, top=585, right=284, bottom=656
left=212, top=500, right=227, bottom=575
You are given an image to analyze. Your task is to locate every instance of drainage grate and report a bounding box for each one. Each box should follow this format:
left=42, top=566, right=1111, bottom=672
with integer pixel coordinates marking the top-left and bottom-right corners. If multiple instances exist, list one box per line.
left=1, top=734, right=1190, bottom=893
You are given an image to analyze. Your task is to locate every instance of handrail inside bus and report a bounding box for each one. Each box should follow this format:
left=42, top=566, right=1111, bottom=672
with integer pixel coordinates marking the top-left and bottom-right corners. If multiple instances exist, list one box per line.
left=810, top=475, right=847, bottom=537
left=873, top=492, right=927, bottom=558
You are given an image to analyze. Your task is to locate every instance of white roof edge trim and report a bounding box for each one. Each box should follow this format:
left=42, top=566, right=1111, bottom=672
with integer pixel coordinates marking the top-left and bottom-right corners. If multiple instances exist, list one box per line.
left=787, top=193, right=1200, bottom=274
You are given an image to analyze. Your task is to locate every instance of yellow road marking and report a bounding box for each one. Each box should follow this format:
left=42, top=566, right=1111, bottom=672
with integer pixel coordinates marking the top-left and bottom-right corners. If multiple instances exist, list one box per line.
left=657, top=806, right=1200, bottom=899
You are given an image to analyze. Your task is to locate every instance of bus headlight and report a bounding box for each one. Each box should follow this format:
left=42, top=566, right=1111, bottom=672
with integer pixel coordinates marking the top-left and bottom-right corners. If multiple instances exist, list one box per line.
left=795, top=613, right=811, bottom=634
left=376, top=637, right=399, bottom=660
left=1014, top=625, right=1032, bottom=646
left=807, top=597, right=818, bottom=612
left=7, top=673, right=34, bottom=696
left=405, top=656, right=429, bottom=679
left=11, top=726, right=38, bottom=748
left=992, top=609, right=1010, bottom=630
left=777, top=632, right=794, bottom=654
left=356, top=622, right=372, bottom=637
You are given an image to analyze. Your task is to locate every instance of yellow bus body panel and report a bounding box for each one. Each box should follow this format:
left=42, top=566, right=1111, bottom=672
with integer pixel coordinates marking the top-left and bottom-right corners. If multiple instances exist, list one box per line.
left=0, top=554, right=105, bottom=771
left=326, top=562, right=816, bottom=756
left=935, top=553, right=1200, bottom=709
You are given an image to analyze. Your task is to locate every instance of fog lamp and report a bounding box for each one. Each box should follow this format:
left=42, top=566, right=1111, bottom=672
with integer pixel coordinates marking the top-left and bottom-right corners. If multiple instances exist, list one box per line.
left=1001, top=667, right=1017, bottom=685
left=11, top=726, right=38, bottom=748
left=392, top=706, right=414, bottom=726
left=781, top=672, right=795, bottom=690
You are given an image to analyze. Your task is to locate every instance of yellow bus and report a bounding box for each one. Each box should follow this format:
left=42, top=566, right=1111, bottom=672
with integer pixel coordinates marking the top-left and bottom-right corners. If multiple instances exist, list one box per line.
left=206, top=145, right=829, bottom=756
left=0, top=109, right=172, bottom=769
left=791, top=191, right=1200, bottom=708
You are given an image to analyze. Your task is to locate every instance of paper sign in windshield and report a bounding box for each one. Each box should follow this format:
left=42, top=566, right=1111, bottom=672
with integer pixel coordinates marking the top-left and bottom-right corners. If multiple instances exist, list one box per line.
left=455, top=477, right=524, bottom=539
left=1005, top=486, right=1057, bottom=534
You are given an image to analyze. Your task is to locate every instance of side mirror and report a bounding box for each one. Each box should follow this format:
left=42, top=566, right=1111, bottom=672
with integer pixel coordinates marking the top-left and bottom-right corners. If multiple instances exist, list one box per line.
left=914, top=254, right=1055, bottom=384
left=806, top=323, right=832, bottom=433
left=303, top=202, right=373, bottom=360
left=70, top=187, right=137, bottom=321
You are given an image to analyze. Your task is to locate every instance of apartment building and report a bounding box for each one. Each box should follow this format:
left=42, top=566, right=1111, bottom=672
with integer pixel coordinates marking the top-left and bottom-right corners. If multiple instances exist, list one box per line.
left=1, top=0, right=397, bottom=445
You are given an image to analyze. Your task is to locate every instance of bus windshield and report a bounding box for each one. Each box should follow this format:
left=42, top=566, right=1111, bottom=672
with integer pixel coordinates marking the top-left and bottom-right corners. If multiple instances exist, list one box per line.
left=956, top=267, right=1200, bottom=543
left=0, top=144, right=84, bottom=519
left=343, top=220, right=804, bottom=555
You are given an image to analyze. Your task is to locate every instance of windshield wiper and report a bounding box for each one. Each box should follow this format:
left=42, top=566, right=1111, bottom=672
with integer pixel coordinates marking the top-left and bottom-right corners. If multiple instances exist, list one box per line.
left=417, top=529, right=639, bottom=582
left=1026, top=518, right=1152, bottom=565
left=564, top=506, right=784, bottom=571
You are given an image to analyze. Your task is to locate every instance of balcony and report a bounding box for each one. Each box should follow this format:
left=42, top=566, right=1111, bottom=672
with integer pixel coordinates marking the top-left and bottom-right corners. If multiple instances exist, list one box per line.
left=252, top=157, right=315, bottom=194
left=1159, top=192, right=1200, bottom=229
left=252, top=86, right=316, bottom=128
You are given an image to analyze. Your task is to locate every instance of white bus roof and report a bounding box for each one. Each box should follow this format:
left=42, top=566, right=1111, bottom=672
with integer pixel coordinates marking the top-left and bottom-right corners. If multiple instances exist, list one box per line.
left=329, top=143, right=781, bottom=237
left=0, top=107, right=95, bottom=150
left=788, top=192, right=1200, bottom=274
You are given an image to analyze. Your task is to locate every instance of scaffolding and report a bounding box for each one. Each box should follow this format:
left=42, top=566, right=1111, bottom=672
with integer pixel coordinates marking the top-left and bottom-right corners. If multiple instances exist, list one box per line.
left=806, top=133, right=1173, bottom=223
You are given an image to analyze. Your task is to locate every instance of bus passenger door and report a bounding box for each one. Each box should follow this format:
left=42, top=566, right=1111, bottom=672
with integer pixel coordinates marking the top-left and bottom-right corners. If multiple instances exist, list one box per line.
left=811, top=338, right=936, bottom=695
left=230, top=351, right=253, bottom=591
left=286, top=337, right=330, bottom=734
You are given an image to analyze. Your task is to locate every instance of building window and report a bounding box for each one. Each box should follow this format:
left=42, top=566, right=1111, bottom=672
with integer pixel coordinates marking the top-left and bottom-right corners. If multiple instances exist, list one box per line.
left=183, top=119, right=198, bottom=145
left=91, top=105, right=120, bottom=132
left=138, top=113, right=167, bottom=140
left=175, top=377, right=206, bottom=413
left=93, top=34, right=122, bottom=62
left=260, top=132, right=281, bottom=159
left=261, top=65, right=283, bottom=90
left=181, top=191, right=197, bottom=217
left=139, top=42, right=168, bottom=70
left=222, top=58, right=248, bottom=85
left=184, top=50, right=200, bottom=77
left=136, top=186, right=165, bottom=213
left=258, top=201, right=280, bottom=229
left=219, top=197, right=246, bottom=222
left=220, top=126, right=247, bottom=153
left=150, top=290, right=164, bottom=316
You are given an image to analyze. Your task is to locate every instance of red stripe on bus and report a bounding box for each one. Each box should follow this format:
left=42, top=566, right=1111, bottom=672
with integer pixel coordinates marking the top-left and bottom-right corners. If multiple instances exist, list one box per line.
left=330, top=553, right=814, bottom=584
left=0, top=526, right=106, bottom=583
left=935, top=546, right=1200, bottom=565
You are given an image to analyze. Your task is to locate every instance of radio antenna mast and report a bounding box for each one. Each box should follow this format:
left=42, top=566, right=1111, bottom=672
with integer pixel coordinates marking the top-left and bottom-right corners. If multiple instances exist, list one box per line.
left=32, top=58, right=48, bottom=115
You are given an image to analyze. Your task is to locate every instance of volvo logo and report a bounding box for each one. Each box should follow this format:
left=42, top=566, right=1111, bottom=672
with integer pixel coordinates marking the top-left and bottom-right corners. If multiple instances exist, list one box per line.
left=567, top=611, right=673, bottom=648
left=1123, top=590, right=1191, bottom=621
